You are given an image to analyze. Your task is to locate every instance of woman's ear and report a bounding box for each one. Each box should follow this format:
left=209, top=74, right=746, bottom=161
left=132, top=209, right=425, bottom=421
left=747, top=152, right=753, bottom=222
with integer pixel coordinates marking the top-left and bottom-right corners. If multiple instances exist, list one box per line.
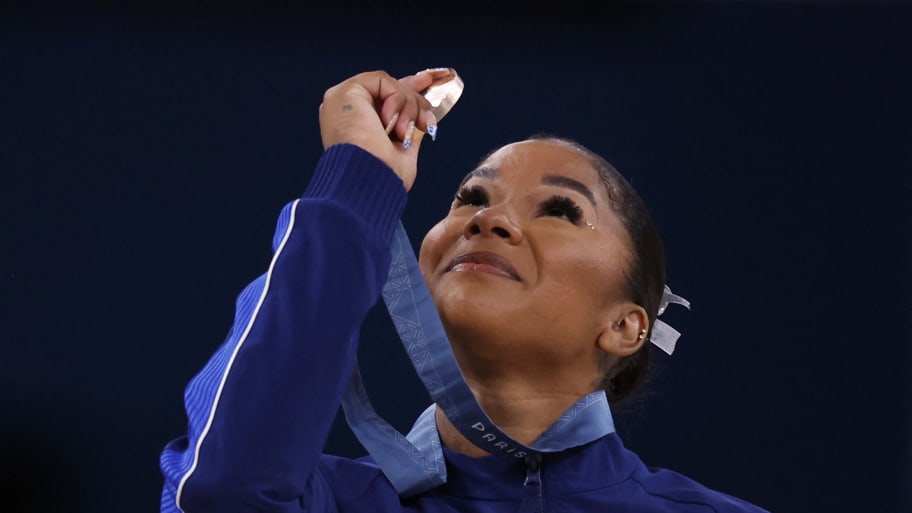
left=597, top=303, right=649, bottom=357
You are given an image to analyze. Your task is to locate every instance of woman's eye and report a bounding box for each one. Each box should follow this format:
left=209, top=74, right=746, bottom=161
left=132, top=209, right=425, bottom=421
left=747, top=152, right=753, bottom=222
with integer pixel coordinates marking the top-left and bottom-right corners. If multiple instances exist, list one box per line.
left=539, top=196, right=583, bottom=223
left=453, top=186, right=488, bottom=208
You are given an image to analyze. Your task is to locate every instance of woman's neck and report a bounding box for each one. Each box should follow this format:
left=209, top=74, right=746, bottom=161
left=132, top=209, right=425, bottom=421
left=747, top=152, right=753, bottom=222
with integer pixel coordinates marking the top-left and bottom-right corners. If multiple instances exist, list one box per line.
left=434, top=376, right=593, bottom=458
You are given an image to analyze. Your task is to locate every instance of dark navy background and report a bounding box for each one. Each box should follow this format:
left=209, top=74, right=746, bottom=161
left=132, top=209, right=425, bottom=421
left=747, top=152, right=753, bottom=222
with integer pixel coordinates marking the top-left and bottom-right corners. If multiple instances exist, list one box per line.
left=2, top=2, right=910, bottom=512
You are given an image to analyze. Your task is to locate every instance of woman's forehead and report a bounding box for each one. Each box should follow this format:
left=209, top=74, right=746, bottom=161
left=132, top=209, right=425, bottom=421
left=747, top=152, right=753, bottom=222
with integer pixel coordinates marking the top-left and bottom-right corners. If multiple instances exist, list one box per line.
left=472, top=140, right=602, bottom=187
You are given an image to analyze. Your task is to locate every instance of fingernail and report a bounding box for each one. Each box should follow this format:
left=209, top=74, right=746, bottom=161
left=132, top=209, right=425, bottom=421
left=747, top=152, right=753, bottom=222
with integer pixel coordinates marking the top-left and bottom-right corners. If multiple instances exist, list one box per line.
left=416, top=67, right=451, bottom=75
left=426, top=111, right=438, bottom=141
left=402, top=120, right=416, bottom=149
left=384, top=112, right=399, bottom=134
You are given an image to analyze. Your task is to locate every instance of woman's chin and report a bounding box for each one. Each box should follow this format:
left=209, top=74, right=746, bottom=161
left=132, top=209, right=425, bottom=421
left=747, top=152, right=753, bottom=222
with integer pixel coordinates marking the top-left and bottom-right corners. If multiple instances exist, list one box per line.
left=435, top=292, right=517, bottom=338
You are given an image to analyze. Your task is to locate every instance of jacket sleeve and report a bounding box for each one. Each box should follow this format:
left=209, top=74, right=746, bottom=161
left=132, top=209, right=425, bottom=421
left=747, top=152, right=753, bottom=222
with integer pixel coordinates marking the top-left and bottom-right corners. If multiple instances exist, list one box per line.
left=159, top=144, right=408, bottom=513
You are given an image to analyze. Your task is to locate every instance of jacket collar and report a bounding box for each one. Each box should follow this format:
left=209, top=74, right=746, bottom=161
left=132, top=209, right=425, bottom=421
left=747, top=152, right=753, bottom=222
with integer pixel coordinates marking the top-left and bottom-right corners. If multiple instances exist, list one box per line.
left=435, top=434, right=641, bottom=499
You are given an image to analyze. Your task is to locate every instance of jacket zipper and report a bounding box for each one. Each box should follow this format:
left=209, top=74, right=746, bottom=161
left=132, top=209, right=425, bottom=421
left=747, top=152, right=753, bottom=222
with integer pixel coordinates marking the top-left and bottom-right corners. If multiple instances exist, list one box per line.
left=519, top=453, right=544, bottom=513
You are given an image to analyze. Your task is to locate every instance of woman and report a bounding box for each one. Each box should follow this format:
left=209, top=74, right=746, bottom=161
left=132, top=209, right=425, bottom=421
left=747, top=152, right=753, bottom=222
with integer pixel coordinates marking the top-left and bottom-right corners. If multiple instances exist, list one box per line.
left=159, top=69, right=770, bottom=512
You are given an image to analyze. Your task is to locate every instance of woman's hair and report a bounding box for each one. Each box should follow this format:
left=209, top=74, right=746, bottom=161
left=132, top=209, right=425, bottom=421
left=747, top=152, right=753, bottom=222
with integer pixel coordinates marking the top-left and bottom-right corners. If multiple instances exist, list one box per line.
left=496, top=135, right=668, bottom=404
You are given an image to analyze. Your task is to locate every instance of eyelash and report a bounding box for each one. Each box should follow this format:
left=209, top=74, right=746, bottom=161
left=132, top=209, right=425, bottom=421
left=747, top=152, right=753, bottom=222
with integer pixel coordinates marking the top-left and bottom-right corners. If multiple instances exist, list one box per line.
left=539, top=195, right=583, bottom=223
left=453, top=185, right=487, bottom=207
left=453, top=186, right=584, bottom=224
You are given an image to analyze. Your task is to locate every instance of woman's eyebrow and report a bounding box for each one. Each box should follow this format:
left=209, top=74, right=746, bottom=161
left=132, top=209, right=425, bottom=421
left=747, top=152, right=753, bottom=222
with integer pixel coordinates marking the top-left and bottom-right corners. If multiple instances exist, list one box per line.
left=542, top=174, right=597, bottom=208
left=459, top=166, right=498, bottom=187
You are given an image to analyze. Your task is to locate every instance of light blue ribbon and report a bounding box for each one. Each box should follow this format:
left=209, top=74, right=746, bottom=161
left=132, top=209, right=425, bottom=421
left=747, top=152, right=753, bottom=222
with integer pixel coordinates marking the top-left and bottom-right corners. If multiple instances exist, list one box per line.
left=340, top=222, right=615, bottom=497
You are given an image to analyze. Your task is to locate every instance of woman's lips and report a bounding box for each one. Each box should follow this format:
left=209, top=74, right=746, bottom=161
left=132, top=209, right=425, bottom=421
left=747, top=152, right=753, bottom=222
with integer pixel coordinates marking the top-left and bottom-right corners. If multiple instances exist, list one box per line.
left=446, top=252, right=521, bottom=281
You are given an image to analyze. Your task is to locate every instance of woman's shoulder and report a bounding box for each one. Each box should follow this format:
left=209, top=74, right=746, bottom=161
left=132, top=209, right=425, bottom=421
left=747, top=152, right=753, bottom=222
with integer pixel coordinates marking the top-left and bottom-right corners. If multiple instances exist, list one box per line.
left=314, top=454, right=404, bottom=511
left=628, top=463, right=772, bottom=513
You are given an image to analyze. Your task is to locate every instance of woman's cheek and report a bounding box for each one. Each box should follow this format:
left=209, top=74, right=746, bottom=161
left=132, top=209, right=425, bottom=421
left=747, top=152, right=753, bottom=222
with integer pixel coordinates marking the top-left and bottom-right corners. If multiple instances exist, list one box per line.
left=418, top=220, right=449, bottom=278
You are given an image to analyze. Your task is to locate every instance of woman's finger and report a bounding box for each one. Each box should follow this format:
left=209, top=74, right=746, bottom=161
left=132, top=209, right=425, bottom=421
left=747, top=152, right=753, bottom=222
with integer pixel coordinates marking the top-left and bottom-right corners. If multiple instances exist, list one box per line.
left=381, top=91, right=431, bottom=145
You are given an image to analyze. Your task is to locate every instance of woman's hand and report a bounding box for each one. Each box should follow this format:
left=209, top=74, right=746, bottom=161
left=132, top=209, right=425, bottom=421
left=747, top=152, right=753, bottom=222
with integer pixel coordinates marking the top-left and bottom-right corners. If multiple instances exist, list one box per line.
left=319, top=69, right=441, bottom=191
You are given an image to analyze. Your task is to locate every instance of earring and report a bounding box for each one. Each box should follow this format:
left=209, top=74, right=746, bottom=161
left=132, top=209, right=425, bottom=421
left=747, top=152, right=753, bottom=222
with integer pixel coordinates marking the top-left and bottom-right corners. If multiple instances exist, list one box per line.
left=586, top=221, right=596, bottom=230
left=637, top=328, right=647, bottom=340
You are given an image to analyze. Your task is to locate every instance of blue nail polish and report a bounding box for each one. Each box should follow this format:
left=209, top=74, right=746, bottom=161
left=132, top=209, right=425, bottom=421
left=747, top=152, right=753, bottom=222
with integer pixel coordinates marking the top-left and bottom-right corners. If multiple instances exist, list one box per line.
left=427, top=125, right=438, bottom=141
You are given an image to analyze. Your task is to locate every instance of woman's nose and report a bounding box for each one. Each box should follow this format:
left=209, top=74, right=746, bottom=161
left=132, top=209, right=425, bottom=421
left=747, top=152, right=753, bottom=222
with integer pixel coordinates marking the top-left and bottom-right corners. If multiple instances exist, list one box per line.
left=463, top=207, right=523, bottom=244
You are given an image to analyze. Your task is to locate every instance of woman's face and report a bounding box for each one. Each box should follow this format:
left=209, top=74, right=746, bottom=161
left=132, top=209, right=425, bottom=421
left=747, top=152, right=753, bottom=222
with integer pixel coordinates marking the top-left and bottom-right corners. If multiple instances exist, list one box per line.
left=418, top=140, right=635, bottom=373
